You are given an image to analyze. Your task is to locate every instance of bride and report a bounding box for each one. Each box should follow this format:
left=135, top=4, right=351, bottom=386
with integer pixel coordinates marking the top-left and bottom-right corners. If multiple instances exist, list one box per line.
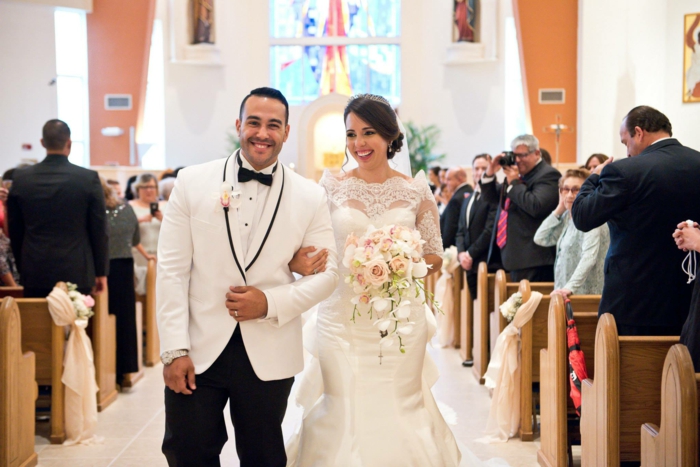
left=285, top=94, right=462, bottom=466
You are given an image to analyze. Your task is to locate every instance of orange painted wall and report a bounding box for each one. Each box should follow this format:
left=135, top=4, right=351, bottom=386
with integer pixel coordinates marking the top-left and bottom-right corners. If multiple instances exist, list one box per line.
left=87, top=0, right=155, bottom=166
left=512, top=0, right=578, bottom=164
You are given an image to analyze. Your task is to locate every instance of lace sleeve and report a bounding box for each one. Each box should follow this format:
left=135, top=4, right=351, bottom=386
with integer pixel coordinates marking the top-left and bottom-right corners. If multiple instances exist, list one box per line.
left=416, top=180, right=443, bottom=256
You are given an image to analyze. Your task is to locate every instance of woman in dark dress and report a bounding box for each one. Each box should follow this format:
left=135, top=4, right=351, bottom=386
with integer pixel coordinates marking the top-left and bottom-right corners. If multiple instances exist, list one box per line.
left=102, top=179, right=155, bottom=384
left=673, top=220, right=700, bottom=371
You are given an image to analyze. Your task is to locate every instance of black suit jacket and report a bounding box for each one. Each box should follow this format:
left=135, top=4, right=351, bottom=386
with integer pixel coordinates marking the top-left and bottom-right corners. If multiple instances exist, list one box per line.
left=572, top=139, right=700, bottom=328
left=7, top=154, right=108, bottom=290
left=441, top=183, right=473, bottom=248
left=455, top=191, right=499, bottom=271
left=480, top=161, right=560, bottom=271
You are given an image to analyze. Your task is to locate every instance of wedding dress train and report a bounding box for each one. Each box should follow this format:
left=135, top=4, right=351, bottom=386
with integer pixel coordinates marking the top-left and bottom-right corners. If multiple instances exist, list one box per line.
left=285, top=172, right=462, bottom=466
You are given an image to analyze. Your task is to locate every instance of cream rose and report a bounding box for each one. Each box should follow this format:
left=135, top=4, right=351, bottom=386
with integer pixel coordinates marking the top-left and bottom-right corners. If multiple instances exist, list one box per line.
left=388, top=256, right=411, bottom=276
left=364, top=259, right=391, bottom=287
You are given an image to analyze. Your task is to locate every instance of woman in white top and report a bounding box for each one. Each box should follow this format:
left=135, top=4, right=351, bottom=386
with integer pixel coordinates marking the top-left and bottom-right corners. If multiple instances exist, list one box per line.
left=534, top=168, right=609, bottom=298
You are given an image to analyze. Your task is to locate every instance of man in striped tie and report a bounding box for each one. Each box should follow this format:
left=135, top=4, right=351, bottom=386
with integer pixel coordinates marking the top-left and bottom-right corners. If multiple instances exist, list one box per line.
left=479, top=135, right=561, bottom=282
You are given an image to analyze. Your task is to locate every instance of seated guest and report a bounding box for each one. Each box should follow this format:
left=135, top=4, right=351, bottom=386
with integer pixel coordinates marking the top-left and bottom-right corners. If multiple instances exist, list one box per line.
left=129, top=173, right=165, bottom=268
left=584, top=153, right=609, bottom=171
left=102, top=178, right=153, bottom=383
left=673, top=221, right=700, bottom=371
left=480, top=134, right=561, bottom=281
left=441, top=167, right=473, bottom=248
left=456, top=154, right=500, bottom=299
left=573, top=106, right=700, bottom=336
left=534, top=169, right=609, bottom=298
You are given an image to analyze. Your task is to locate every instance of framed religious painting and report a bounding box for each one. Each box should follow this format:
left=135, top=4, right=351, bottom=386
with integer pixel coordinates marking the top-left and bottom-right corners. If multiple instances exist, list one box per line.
left=684, top=12, right=700, bottom=103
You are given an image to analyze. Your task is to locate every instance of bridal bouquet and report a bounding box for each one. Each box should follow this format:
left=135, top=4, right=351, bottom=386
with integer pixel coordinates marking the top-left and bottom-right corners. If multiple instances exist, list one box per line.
left=66, top=282, right=95, bottom=321
left=343, top=224, right=433, bottom=355
left=499, top=292, right=522, bottom=323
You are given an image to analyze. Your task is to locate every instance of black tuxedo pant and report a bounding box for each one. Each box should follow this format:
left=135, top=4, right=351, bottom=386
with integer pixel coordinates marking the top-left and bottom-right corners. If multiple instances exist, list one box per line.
left=508, top=265, right=554, bottom=283
left=162, top=326, right=294, bottom=467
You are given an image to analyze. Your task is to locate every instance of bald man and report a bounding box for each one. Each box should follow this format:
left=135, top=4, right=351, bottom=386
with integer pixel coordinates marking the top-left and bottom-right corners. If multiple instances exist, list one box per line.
left=440, top=167, right=473, bottom=248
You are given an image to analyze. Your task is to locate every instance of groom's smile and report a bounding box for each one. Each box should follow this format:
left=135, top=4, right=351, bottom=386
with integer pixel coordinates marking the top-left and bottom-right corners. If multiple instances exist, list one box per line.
left=236, top=95, right=290, bottom=171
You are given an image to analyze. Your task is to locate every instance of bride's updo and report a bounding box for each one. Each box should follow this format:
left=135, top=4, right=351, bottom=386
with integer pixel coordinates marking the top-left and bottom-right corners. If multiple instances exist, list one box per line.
left=344, top=94, right=404, bottom=160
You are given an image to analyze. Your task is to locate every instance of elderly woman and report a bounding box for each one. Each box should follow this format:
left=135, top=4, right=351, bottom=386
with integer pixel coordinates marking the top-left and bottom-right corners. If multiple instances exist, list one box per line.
left=128, top=173, right=166, bottom=267
left=534, top=168, right=610, bottom=298
left=103, top=178, right=154, bottom=381
left=673, top=221, right=700, bottom=371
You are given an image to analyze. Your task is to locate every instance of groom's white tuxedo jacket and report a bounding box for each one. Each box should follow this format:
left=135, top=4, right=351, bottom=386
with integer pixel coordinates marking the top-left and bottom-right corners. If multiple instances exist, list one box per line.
left=156, top=154, right=338, bottom=381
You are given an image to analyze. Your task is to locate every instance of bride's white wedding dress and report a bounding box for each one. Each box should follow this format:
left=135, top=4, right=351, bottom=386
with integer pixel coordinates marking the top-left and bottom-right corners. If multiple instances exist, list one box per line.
left=286, top=170, right=462, bottom=466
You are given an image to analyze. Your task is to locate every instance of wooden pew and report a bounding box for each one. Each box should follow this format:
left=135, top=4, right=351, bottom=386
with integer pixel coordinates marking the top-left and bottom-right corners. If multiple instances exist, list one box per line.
left=89, top=285, right=118, bottom=411
left=0, top=286, right=24, bottom=298
left=472, top=262, right=496, bottom=384
left=138, top=258, right=159, bottom=366
left=640, top=344, right=699, bottom=466
left=490, top=271, right=553, bottom=356
left=537, top=292, right=600, bottom=466
left=17, top=289, right=67, bottom=444
left=519, top=281, right=599, bottom=442
left=580, top=313, right=678, bottom=465
left=459, top=270, right=473, bottom=363
left=451, top=266, right=462, bottom=349
left=121, top=301, right=144, bottom=388
left=0, top=297, right=38, bottom=467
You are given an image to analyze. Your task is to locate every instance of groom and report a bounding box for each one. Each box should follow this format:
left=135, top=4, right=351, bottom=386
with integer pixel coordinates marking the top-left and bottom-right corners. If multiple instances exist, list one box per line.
left=156, top=87, right=338, bottom=466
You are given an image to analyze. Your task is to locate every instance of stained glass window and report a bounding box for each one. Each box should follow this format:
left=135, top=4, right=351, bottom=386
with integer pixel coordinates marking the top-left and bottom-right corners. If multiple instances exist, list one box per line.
left=270, top=0, right=401, bottom=105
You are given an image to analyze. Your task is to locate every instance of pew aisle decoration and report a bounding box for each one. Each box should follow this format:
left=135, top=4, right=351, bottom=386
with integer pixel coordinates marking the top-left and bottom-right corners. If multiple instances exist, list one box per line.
left=343, top=224, right=432, bottom=356
left=479, top=291, right=543, bottom=443
left=47, top=282, right=102, bottom=445
left=499, top=292, right=522, bottom=323
left=434, top=246, right=459, bottom=347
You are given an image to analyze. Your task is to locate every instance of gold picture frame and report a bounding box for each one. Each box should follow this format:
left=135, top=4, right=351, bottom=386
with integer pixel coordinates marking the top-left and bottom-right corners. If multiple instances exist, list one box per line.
left=683, top=13, right=700, bottom=103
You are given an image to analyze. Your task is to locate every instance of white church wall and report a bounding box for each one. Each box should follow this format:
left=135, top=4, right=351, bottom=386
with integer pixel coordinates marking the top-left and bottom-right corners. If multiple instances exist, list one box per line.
left=159, top=0, right=510, bottom=171
left=0, top=1, right=58, bottom=173
left=578, top=0, right=700, bottom=162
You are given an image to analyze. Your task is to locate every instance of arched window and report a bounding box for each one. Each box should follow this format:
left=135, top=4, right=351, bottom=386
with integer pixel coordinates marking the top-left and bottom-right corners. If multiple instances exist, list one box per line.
left=270, top=0, right=401, bottom=106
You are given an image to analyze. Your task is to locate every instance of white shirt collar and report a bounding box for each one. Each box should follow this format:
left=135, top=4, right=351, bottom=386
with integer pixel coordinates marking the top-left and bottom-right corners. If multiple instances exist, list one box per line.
left=239, top=151, right=277, bottom=175
left=649, top=136, right=673, bottom=147
left=456, top=181, right=470, bottom=191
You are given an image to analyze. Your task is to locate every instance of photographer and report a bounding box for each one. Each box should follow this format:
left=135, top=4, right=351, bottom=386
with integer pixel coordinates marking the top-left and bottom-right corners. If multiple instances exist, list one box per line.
left=480, top=134, right=561, bottom=281
left=129, top=173, right=165, bottom=270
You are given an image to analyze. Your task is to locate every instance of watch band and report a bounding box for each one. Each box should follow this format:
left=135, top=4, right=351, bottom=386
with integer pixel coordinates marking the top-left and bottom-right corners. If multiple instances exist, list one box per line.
left=161, top=349, right=189, bottom=365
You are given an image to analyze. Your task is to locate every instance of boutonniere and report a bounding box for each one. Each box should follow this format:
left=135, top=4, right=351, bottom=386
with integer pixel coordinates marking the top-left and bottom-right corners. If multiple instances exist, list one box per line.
left=214, top=183, right=241, bottom=212
left=464, top=192, right=471, bottom=199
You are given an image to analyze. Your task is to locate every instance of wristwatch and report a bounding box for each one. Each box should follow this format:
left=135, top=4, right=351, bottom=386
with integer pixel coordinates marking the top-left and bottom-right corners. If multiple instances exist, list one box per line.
left=160, top=349, right=189, bottom=366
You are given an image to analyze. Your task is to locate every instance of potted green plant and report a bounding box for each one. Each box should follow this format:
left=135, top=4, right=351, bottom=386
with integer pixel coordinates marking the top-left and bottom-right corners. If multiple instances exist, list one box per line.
left=404, top=122, right=446, bottom=177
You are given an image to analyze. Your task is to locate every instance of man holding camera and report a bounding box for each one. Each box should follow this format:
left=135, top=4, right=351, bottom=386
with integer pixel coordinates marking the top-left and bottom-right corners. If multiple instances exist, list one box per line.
left=480, top=134, right=560, bottom=282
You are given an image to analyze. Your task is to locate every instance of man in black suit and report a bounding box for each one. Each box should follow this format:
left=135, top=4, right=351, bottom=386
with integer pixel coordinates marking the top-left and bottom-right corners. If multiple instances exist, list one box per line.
left=7, top=119, right=108, bottom=298
left=480, top=135, right=561, bottom=282
left=441, top=167, right=473, bottom=248
left=572, top=106, right=700, bottom=336
left=456, top=154, right=500, bottom=299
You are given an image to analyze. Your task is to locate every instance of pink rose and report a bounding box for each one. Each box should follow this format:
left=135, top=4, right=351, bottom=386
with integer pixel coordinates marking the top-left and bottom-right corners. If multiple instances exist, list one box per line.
left=364, top=259, right=391, bottom=287
left=368, top=229, right=386, bottom=245
left=83, top=295, right=95, bottom=308
left=388, top=256, right=411, bottom=276
left=380, top=238, right=394, bottom=252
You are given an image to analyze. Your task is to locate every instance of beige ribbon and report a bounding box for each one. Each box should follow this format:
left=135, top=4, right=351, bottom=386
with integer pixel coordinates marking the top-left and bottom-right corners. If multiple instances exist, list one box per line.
left=47, top=287, right=100, bottom=445
left=479, top=291, right=543, bottom=443
left=434, top=247, right=459, bottom=348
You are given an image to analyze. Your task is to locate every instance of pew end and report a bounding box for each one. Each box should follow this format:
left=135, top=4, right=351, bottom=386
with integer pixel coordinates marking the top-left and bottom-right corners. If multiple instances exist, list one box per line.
left=1, top=297, right=39, bottom=467
left=0, top=286, right=24, bottom=298
left=640, top=344, right=699, bottom=467
left=472, top=262, right=495, bottom=384
left=459, top=270, right=473, bottom=362
left=580, top=313, right=679, bottom=465
left=139, top=258, right=159, bottom=367
left=91, top=285, right=118, bottom=411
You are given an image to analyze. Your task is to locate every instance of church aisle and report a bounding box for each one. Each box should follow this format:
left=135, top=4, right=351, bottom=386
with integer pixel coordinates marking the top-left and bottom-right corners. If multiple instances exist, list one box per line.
left=33, top=345, right=540, bottom=466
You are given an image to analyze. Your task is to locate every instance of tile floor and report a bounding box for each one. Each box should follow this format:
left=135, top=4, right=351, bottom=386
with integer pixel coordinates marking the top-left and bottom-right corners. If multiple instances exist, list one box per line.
left=34, top=344, right=545, bottom=466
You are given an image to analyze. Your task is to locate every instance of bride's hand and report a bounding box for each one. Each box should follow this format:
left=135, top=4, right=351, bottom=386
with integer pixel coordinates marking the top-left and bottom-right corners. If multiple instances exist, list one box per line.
left=289, top=246, right=328, bottom=276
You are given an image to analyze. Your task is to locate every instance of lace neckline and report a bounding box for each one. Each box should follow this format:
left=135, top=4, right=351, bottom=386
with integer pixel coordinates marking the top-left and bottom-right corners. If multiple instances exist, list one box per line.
left=322, top=170, right=426, bottom=186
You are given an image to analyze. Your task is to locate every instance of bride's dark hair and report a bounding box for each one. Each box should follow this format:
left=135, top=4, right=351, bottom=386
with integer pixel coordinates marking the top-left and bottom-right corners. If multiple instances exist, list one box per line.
left=344, top=95, right=404, bottom=160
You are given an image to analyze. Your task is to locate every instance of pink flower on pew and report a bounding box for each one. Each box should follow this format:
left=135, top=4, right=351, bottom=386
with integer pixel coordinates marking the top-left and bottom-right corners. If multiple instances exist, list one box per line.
left=83, top=295, right=95, bottom=309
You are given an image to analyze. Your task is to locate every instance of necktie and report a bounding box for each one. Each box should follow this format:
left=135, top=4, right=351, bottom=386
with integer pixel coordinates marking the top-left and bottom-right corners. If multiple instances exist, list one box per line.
left=496, top=198, right=510, bottom=248
left=236, top=153, right=277, bottom=186
left=238, top=166, right=273, bottom=186
left=496, top=176, right=523, bottom=248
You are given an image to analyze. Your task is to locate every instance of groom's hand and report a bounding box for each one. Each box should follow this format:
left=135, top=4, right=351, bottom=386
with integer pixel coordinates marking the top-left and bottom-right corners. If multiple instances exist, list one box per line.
left=226, top=286, right=268, bottom=321
left=163, top=356, right=196, bottom=395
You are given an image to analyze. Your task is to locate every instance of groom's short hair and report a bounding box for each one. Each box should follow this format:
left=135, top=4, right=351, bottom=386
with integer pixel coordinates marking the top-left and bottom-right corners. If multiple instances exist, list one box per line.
left=240, top=87, right=289, bottom=124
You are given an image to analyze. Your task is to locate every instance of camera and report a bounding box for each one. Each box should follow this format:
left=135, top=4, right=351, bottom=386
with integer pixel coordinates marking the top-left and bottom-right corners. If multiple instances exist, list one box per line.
left=150, top=202, right=159, bottom=216
left=499, top=151, right=517, bottom=167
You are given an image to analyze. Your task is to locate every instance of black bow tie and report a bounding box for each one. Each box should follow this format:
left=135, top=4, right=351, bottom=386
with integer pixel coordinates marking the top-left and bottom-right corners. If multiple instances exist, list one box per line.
left=237, top=154, right=277, bottom=186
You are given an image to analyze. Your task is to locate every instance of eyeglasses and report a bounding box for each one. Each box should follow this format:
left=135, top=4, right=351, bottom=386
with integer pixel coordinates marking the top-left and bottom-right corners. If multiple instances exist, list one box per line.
left=139, top=186, right=157, bottom=191
left=559, top=187, right=581, bottom=195
left=513, top=151, right=534, bottom=159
